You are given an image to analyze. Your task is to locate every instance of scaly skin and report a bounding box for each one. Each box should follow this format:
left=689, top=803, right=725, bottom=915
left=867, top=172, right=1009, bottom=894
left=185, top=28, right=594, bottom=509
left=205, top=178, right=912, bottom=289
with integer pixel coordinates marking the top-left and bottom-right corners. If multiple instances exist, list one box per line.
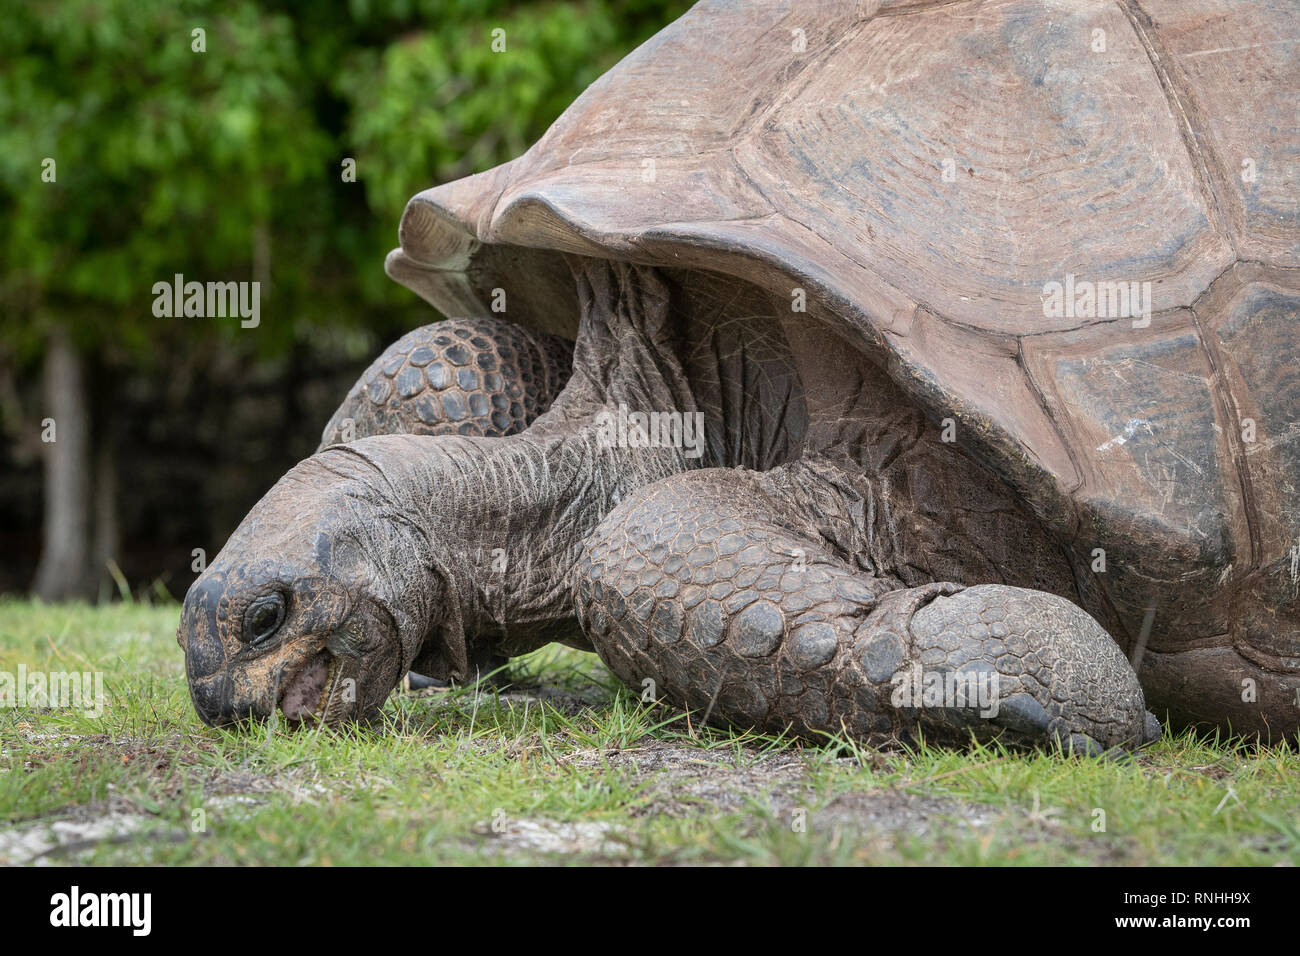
left=574, top=467, right=1158, bottom=751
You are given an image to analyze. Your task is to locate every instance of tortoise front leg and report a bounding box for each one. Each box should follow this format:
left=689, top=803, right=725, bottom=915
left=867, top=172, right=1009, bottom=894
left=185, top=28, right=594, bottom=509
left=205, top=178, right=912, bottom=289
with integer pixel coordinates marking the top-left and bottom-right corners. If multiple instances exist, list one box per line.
left=318, top=316, right=573, bottom=450
left=574, top=468, right=1160, bottom=753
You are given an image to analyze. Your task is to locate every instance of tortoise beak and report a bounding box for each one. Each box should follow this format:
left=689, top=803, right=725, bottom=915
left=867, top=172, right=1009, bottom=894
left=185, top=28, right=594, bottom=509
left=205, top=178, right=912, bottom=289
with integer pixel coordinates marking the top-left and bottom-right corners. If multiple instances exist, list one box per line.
left=189, top=674, right=236, bottom=727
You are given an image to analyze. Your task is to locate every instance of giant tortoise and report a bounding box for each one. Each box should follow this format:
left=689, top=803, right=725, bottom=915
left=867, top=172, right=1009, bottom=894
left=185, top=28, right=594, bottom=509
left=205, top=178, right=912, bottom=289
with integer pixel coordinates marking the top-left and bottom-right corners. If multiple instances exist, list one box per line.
left=180, top=0, right=1299, bottom=749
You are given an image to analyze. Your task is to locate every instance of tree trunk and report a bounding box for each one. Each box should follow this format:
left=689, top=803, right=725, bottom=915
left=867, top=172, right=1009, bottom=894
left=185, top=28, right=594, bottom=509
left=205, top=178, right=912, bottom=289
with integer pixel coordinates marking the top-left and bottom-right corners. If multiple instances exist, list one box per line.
left=32, top=327, right=96, bottom=601
left=92, top=435, right=120, bottom=601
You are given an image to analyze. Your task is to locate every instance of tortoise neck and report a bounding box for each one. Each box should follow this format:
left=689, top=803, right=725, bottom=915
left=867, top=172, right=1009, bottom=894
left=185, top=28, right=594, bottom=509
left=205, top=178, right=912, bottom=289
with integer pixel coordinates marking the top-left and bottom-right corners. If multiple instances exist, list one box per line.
left=371, top=419, right=692, bottom=663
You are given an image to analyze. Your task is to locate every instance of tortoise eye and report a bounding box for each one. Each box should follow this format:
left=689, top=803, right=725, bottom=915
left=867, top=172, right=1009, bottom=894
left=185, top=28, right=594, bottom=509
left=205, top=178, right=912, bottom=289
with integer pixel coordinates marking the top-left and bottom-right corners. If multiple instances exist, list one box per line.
left=243, top=593, right=286, bottom=646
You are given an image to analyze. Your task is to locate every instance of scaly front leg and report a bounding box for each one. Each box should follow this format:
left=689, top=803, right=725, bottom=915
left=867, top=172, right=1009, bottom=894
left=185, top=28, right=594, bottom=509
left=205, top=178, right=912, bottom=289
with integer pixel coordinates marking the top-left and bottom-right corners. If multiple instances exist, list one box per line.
left=575, top=467, right=1160, bottom=753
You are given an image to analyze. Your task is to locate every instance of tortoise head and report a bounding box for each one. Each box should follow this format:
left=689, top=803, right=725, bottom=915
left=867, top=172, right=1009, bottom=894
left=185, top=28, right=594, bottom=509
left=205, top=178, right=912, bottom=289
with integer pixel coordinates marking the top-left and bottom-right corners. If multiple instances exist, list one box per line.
left=178, top=444, right=441, bottom=727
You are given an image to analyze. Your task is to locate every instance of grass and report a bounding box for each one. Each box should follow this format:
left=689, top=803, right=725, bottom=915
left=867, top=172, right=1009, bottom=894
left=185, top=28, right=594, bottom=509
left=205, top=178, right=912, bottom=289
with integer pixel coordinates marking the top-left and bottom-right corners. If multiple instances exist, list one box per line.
left=0, top=596, right=1296, bottom=866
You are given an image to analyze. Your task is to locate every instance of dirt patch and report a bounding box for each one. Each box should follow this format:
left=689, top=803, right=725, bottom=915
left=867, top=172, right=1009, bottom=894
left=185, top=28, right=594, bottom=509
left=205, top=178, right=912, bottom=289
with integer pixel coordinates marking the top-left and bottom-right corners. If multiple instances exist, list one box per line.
left=0, top=792, right=188, bottom=866
left=463, top=741, right=996, bottom=861
left=565, top=739, right=995, bottom=837
left=414, top=693, right=1002, bottom=853
left=807, top=789, right=995, bottom=835
left=0, top=812, right=159, bottom=865
left=473, top=817, right=629, bottom=857
left=570, top=742, right=810, bottom=816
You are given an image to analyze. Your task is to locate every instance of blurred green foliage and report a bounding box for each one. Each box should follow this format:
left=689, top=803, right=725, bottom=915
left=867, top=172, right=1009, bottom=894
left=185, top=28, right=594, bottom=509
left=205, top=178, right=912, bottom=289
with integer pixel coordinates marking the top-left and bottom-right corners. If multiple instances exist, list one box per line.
left=0, top=0, right=690, bottom=362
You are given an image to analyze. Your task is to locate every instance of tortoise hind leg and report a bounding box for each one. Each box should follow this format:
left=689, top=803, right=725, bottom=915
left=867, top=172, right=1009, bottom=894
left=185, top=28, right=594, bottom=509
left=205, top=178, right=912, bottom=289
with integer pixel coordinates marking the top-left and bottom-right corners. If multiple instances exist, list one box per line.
left=318, top=316, right=573, bottom=451
left=574, top=467, right=1159, bottom=752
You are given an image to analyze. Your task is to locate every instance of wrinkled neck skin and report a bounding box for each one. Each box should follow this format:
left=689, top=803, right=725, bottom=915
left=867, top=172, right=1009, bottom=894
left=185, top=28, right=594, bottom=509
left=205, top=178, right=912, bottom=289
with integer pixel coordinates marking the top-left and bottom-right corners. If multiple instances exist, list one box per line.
left=353, top=259, right=700, bottom=679
left=339, top=420, right=683, bottom=677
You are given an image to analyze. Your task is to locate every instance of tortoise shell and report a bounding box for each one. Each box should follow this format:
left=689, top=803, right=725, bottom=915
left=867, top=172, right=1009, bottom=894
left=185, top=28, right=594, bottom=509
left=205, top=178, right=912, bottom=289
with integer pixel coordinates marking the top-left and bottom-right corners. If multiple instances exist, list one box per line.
left=385, top=0, right=1299, bottom=727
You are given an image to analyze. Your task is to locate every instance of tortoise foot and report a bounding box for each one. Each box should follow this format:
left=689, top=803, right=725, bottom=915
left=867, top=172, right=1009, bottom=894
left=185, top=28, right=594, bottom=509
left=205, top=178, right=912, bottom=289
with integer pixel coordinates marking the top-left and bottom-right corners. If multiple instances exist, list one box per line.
left=903, top=584, right=1160, bottom=752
